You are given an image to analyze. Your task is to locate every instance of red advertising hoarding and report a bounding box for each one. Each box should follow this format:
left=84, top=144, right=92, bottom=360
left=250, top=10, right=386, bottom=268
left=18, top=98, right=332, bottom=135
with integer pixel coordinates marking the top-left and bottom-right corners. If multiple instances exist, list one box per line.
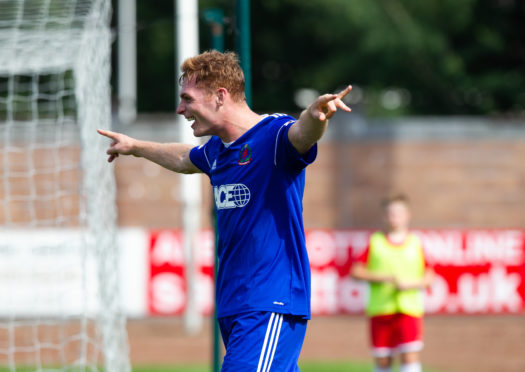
left=307, top=229, right=525, bottom=314
left=147, top=229, right=525, bottom=315
left=147, top=229, right=215, bottom=316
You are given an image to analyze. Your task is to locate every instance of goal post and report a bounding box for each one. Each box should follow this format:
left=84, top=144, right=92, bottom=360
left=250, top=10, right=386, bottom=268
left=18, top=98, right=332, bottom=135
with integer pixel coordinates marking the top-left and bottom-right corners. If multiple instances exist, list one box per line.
left=0, top=1, right=130, bottom=371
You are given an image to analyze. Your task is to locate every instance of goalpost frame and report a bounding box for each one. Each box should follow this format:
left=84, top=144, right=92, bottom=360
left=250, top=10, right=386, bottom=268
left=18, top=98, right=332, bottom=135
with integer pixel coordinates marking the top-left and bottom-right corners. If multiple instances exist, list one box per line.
left=174, top=0, right=203, bottom=336
left=0, top=1, right=131, bottom=371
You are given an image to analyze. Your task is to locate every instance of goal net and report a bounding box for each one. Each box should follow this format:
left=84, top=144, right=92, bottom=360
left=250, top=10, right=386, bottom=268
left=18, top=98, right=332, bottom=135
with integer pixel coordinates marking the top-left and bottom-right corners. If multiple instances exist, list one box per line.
left=0, top=1, right=130, bottom=371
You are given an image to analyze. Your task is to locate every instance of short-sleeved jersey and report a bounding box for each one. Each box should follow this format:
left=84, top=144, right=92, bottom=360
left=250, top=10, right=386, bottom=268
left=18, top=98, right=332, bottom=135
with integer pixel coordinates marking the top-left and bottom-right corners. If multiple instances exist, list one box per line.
left=189, top=114, right=316, bottom=319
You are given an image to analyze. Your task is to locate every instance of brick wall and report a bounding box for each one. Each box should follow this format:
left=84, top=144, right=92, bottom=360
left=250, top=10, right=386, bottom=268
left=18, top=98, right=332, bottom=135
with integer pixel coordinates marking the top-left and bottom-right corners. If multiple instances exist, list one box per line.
left=4, top=115, right=521, bottom=230
left=306, top=139, right=525, bottom=229
left=112, top=115, right=525, bottom=230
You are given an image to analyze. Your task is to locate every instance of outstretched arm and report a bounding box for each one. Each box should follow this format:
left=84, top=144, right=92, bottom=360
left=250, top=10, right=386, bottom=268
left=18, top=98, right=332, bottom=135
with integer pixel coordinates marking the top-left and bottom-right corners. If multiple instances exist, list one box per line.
left=288, top=85, right=352, bottom=154
left=97, top=129, right=201, bottom=174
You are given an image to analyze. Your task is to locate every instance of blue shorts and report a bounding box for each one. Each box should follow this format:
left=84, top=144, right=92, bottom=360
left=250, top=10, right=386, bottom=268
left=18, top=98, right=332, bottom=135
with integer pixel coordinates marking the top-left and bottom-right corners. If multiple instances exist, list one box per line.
left=218, top=311, right=308, bottom=372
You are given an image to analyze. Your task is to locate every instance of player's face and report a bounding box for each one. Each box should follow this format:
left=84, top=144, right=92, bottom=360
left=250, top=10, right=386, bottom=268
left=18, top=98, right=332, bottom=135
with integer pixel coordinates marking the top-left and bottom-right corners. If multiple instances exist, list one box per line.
left=176, top=79, right=219, bottom=137
left=384, top=201, right=410, bottom=231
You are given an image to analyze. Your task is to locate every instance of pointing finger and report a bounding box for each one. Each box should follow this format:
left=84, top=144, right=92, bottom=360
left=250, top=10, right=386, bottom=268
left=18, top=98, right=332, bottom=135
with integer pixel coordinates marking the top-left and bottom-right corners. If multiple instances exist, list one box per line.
left=337, top=85, right=352, bottom=100
left=335, top=99, right=352, bottom=113
left=316, top=93, right=339, bottom=105
left=97, top=128, right=117, bottom=140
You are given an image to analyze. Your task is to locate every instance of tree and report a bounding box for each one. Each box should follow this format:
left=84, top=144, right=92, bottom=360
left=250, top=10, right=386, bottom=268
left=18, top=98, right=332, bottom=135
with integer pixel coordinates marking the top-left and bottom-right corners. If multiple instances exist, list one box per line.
left=123, top=0, right=525, bottom=117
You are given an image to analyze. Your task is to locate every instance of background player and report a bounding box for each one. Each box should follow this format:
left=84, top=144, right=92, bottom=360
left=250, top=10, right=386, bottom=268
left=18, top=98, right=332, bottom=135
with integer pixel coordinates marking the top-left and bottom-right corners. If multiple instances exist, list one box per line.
left=98, top=50, right=352, bottom=371
left=351, top=194, right=434, bottom=372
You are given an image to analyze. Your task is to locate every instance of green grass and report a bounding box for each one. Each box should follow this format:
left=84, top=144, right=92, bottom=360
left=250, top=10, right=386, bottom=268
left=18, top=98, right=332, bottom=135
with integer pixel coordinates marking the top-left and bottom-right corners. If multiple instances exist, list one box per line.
left=133, top=367, right=207, bottom=372
left=300, top=360, right=371, bottom=371
left=132, top=363, right=363, bottom=372
left=131, top=361, right=446, bottom=372
left=0, top=361, right=447, bottom=372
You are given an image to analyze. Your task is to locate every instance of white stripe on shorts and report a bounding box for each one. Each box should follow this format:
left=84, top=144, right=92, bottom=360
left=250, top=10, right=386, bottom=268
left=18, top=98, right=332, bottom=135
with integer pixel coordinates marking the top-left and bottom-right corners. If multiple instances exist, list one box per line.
left=256, top=313, right=283, bottom=372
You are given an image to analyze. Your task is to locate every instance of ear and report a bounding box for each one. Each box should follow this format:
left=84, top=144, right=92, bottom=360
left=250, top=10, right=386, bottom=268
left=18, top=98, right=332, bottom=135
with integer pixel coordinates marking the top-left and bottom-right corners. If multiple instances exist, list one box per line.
left=216, top=87, right=228, bottom=105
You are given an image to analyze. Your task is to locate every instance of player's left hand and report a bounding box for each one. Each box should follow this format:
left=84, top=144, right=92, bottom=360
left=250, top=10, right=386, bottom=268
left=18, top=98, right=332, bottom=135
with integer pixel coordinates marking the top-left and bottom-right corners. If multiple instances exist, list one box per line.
left=308, top=85, right=352, bottom=122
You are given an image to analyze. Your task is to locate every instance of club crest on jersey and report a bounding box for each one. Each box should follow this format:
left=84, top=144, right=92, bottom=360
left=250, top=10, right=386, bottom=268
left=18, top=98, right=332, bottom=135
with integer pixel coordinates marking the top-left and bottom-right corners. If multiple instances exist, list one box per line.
left=238, top=143, right=252, bottom=165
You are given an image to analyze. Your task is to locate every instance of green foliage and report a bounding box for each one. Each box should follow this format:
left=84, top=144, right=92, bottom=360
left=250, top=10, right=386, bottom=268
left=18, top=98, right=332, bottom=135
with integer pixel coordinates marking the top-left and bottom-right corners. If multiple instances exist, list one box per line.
left=126, top=0, right=524, bottom=117
left=0, top=71, right=77, bottom=121
left=133, top=1, right=176, bottom=112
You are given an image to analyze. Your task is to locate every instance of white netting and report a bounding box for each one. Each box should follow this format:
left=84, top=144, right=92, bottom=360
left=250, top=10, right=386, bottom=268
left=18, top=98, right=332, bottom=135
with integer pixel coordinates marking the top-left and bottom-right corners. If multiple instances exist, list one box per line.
left=0, top=1, right=130, bottom=371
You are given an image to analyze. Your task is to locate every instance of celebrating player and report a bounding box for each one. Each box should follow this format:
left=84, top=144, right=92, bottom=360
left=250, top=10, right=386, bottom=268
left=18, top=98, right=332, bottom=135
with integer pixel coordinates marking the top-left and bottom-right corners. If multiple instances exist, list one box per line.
left=98, top=50, right=351, bottom=371
left=351, top=194, right=434, bottom=372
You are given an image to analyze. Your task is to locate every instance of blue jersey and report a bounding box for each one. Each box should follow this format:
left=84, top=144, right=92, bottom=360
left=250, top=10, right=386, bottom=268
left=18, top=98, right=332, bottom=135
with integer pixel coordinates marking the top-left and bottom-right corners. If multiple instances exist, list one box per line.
left=189, top=114, right=316, bottom=319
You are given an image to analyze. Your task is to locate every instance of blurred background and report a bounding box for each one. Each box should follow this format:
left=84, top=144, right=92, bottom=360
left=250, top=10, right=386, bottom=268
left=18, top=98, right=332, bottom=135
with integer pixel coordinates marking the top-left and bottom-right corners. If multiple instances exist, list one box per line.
left=118, top=0, right=525, bottom=117
left=105, top=2, right=525, bottom=371
left=110, top=0, right=525, bottom=229
left=0, top=1, right=524, bottom=372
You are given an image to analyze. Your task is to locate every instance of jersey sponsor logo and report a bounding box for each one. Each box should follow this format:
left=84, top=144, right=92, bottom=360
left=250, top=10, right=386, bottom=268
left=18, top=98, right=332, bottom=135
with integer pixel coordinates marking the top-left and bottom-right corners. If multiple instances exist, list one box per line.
left=238, top=143, right=252, bottom=165
left=213, top=183, right=251, bottom=209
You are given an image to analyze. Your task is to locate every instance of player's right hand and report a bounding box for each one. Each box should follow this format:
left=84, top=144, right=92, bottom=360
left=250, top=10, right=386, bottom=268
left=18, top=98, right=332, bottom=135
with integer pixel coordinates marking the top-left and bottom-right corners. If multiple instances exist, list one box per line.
left=97, top=129, right=135, bottom=162
left=308, top=85, right=352, bottom=122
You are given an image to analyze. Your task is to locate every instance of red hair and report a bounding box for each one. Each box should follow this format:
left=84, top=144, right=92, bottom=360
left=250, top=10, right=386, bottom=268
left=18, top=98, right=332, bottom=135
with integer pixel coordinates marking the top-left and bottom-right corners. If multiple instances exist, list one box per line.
left=179, top=50, right=245, bottom=102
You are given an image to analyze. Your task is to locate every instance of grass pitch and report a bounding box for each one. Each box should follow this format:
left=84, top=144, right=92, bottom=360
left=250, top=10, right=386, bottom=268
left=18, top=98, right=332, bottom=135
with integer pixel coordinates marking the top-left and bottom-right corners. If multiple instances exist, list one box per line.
left=132, top=363, right=367, bottom=372
left=0, top=361, right=446, bottom=371
left=132, top=360, right=445, bottom=372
